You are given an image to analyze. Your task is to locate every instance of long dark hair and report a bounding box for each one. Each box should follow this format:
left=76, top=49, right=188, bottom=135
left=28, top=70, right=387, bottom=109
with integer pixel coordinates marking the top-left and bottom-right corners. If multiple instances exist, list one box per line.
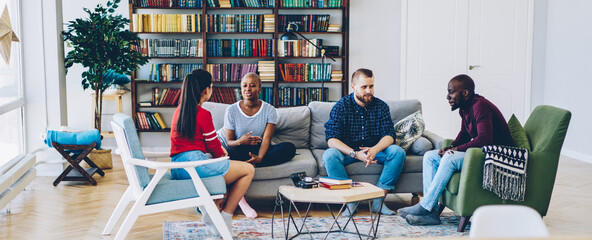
left=176, top=69, right=212, bottom=139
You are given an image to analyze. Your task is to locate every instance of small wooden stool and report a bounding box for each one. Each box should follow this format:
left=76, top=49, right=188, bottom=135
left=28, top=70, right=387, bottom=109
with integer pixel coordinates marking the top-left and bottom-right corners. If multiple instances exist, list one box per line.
left=51, top=142, right=105, bottom=186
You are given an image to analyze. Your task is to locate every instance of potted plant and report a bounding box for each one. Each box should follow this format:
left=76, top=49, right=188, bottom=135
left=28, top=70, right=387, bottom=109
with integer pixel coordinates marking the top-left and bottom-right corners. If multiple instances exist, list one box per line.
left=63, top=0, right=148, bottom=168
left=63, top=0, right=148, bottom=132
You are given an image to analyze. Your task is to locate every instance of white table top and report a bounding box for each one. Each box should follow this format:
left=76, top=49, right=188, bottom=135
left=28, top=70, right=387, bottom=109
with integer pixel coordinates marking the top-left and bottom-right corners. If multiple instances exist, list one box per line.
left=278, top=182, right=385, bottom=204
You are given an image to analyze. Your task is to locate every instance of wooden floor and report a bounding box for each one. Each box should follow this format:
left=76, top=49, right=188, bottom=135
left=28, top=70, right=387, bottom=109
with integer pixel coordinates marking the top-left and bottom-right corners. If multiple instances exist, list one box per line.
left=1, top=155, right=591, bottom=239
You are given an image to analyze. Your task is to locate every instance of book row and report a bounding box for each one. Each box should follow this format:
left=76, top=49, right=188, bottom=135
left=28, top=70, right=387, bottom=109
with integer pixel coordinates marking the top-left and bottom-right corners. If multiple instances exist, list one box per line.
left=145, top=63, right=203, bottom=82
left=132, top=0, right=202, bottom=8
left=206, top=63, right=258, bottom=82
left=278, top=14, right=331, bottom=32
left=279, top=63, right=332, bottom=82
left=132, top=0, right=342, bottom=8
left=209, top=87, right=273, bottom=104
left=281, top=0, right=342, bottom=8
left=136, top=112, right=169, bottom=130
left=152, top=88, right=182, bottom=106
left=132, top=14, right=201, bottom=33
left=138, top=39, right=204, bottom=57
left=207, top=0, right=274, bottom=8
left=278, top=39, right=323, bottom=57
left=278, top=86, right=328, bottom=106
left=207, top=39, right=274, bottom=57
left=206, top=14, right=274, bottom=33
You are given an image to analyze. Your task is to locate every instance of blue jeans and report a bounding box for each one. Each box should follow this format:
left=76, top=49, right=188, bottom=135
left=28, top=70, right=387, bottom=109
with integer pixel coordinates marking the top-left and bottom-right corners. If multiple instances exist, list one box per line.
left=322, top=145, right=406, bottom=191
left=419, top=149, right=466, bottom=211
left=170, top=150, right=230, bottom=180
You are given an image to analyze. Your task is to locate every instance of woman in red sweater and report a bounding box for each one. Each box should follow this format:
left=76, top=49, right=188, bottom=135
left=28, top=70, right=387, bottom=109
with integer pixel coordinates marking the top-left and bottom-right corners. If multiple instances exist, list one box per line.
left=170, top=69, right=254, bottom=236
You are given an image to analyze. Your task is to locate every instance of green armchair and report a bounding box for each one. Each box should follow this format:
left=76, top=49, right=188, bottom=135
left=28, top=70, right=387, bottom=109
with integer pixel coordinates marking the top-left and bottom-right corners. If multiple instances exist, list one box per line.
left=438, top=105, right=572, bottom=232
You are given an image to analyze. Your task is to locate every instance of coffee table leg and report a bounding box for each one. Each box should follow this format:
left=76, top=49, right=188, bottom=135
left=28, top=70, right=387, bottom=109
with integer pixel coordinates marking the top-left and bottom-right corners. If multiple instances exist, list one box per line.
left=272, top=191, right=284, bottom=239
left=369, top=196, right=385, bottom=238
left=289, top=200, right=315, bottom=240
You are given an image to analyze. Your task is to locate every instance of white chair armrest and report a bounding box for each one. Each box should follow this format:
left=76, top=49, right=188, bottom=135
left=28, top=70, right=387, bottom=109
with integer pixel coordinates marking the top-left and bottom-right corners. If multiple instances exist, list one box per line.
left=127, top=156, right=229, bottom=170
left=143, top=151, right=170, bottom=158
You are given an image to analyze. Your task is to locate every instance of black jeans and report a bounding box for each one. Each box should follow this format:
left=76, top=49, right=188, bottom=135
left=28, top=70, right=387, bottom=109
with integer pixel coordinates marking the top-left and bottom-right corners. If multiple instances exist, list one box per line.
left=227, top=142, right=296, bottom=167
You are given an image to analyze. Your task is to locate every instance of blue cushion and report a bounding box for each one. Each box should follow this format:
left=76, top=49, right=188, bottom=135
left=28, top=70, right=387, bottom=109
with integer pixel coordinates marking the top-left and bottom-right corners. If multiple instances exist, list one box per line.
left=146, top=173, right=227, bottom=205
left=112, top=114, right=151, bottom=188
left=45, top=129, right=101, bottom=149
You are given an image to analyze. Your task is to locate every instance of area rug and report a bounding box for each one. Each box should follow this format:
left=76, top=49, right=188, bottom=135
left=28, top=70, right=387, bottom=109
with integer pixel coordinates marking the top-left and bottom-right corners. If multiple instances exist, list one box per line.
left=163, top=212, right=469, bottom=239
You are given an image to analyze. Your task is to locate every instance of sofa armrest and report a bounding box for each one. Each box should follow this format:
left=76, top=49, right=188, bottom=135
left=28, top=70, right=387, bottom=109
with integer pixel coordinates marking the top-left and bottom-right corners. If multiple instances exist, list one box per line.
left=423, top=130, right=445, bottom=150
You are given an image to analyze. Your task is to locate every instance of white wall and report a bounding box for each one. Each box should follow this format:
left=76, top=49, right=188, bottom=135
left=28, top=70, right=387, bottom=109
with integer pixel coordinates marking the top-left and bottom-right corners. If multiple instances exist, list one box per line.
left=543, top=0, right=592, bottom=163
left=22, top=0, right=68, bottom=153
left=349, top=0, right=401, bottom=100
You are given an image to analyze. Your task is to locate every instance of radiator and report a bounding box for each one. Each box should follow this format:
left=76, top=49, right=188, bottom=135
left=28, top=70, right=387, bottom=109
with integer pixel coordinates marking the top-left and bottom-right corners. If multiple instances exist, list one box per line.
left=0, top=154, right=37, bottom=210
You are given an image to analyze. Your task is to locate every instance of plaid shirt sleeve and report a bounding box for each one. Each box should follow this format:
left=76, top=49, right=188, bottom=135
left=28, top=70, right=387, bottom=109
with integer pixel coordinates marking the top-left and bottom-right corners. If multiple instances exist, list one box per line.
left=378, top=102, right=396, bottom=140
left=325, top=101, right=345, bottom=141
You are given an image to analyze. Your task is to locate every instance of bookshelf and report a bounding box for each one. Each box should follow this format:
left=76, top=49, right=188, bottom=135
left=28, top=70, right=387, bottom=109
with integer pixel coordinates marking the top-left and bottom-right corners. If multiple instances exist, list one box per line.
left=130, top=0, right=349, bottom=132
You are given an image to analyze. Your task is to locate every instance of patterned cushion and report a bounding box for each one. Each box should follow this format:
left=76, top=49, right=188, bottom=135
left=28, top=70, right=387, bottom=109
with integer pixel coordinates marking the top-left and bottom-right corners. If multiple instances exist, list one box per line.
left=393, top=111, right=425, bottom=152
left=508, top=114, right=531, bottom=151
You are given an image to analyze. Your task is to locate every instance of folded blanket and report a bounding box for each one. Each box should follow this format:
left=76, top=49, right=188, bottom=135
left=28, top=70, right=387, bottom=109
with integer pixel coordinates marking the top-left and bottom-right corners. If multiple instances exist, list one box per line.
left=45, top=129, right=102, bottom=150
left=482, top=145, right=529, bottom=202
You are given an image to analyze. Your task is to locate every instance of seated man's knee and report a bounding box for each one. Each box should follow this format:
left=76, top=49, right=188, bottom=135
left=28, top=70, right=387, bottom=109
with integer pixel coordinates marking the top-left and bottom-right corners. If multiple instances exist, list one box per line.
left=322, top=148, right=343, bottom=164
left=385, top=145, right=405, bottom=160
left=422, top=149, right=441, bottom=168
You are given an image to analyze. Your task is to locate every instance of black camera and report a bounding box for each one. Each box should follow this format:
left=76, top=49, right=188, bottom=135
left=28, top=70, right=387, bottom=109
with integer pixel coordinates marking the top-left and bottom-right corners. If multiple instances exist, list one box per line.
left=290, top=172, right=318, bottom=189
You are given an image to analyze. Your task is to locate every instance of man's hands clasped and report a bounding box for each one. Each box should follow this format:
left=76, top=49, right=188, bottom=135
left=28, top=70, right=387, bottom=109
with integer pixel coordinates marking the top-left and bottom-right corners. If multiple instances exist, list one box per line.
left=355, top=147, right=378, bottom=168
left=438, top=146, right=457, bottom=157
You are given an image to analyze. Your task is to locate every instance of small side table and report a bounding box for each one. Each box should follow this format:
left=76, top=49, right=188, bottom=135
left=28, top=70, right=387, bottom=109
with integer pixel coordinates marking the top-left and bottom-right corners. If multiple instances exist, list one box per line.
left=91, top=91, right=126, bottom=138
left=272, top=182, right=385, bottom=240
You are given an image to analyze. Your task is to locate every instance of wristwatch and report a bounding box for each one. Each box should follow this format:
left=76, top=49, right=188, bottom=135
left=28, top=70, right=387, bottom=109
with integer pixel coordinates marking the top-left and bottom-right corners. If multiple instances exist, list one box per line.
left=349, top=150, right=356, bottom=159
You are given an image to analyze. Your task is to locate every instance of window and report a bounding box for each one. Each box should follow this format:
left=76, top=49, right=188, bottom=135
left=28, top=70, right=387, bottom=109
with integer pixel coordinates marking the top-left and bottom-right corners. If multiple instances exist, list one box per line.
left=0, top=0, right=24, bottom=167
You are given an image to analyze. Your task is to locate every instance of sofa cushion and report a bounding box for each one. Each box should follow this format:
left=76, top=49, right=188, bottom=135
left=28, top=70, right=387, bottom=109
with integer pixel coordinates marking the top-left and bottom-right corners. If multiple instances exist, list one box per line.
left=253, top=148, right=317, bottom=180
left=386, top=99, right=422, bottom=124
left=202, top=102, right=230, bottom=130
left=308, top=101, right=335, bottom=149
left=410, top=137, right=433, bottom=155
left=272, top=106, right=310, bottom=148
left=312, top=149, right=424, bottom=176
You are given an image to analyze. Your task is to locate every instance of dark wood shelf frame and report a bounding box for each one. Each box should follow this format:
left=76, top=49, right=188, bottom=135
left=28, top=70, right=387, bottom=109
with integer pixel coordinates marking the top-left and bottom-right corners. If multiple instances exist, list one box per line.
left=130, top=0, right=349, bottom=131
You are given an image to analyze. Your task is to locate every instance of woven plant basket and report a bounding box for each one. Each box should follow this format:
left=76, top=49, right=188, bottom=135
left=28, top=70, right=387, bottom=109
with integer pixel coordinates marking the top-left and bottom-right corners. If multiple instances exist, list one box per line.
left=82, top=148, right=113, bottom=169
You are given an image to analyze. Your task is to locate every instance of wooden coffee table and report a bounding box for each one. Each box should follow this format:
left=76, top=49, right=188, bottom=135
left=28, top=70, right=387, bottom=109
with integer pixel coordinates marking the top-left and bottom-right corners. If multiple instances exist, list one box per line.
left=272, top=182, right=385, bottom=240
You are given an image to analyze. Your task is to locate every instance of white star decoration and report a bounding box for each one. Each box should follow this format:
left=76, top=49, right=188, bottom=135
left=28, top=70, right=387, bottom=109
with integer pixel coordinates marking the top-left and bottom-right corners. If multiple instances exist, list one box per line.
left=0, top=6, right=19, bottom=63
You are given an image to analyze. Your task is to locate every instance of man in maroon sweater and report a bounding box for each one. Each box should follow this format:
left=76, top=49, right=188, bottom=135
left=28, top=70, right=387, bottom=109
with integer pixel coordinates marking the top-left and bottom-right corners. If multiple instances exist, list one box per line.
left=398, top=74, right=513, bottom=225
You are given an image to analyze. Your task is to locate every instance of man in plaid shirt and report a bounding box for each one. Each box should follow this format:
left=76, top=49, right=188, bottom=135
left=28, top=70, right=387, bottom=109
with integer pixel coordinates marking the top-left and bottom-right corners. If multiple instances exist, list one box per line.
left=323, top=68, right=406, bottom=217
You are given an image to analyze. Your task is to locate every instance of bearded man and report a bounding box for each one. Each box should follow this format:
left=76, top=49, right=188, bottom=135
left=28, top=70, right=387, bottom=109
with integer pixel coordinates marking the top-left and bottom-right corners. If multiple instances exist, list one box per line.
left=323, top=68, right=406, bottom=217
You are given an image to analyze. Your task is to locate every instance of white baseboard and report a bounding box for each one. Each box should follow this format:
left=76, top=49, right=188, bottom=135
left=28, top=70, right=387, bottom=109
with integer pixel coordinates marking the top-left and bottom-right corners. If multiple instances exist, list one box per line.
left=561, top=149, right=592, bottom=164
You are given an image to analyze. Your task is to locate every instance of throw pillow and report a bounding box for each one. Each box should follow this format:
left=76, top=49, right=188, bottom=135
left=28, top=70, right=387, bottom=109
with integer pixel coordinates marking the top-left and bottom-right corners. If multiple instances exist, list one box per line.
left=393, top=110, right=425, bottom=152
left=410, top=137, right=433, bottom=155
left=508, top=114, right=531, bottom=151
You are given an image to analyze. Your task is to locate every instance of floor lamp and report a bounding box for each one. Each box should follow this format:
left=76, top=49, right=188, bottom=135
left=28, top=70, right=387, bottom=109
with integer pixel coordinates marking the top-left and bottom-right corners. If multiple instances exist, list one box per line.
left=281, top=22, right=336, bottom=102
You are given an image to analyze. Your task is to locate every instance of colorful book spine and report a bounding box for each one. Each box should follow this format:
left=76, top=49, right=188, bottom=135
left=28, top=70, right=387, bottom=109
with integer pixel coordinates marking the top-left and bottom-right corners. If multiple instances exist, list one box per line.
left=139, top=39, right=203, bottom=58
left=206, top=39, right=274, bottom=57
left=278, top=86, right=327, bottom=106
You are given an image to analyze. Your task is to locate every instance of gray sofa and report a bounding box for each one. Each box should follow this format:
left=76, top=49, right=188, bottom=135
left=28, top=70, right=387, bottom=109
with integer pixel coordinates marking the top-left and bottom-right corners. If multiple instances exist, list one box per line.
left=202, top=99, right=444, bottom=199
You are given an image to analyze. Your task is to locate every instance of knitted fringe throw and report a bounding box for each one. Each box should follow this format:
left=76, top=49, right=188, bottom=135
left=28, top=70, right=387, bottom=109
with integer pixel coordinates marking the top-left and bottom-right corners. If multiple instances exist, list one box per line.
left=482, top=145, right=529, bottom=202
